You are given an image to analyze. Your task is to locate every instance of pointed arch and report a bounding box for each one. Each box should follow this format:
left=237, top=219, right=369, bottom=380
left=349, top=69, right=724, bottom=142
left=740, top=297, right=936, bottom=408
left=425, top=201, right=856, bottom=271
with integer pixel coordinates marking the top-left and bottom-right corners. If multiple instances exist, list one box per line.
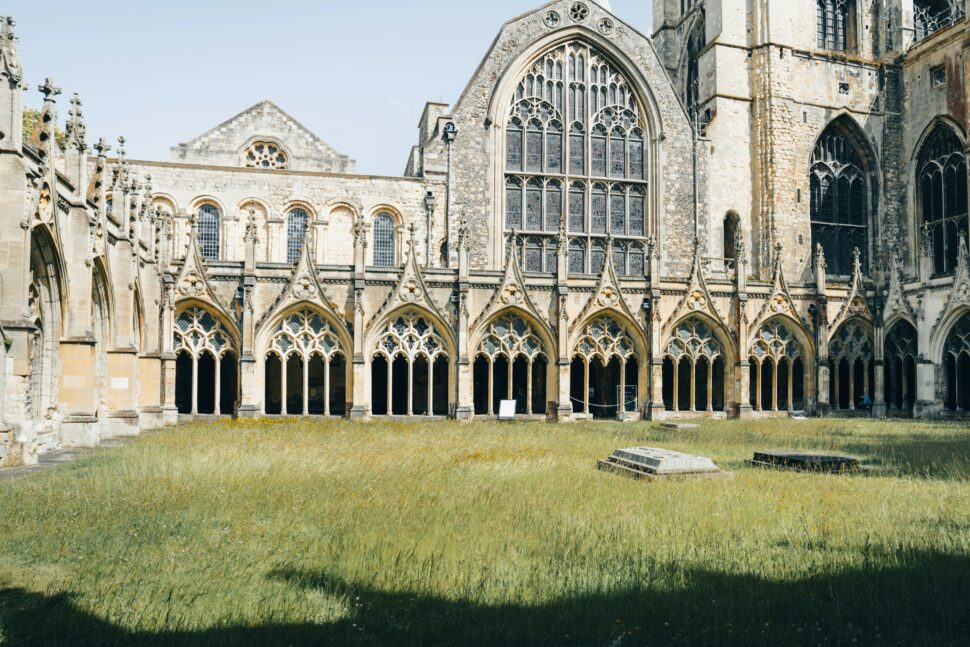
left=914, top=120, right=968, bottom=276
left=569, top=307, right=648, bottom=361
left=470, top=305, right=556, bottom=363
left=365, top=304, right=456, bottom=361
left=662, top=312, right=734, bottom=414
left=809, top=114, right=878, bottom=277
left=174, top=299, right=241, bottom=355
left=932, top=304, right=970, bottom=365
left=256, top=302, right=353, bottom=363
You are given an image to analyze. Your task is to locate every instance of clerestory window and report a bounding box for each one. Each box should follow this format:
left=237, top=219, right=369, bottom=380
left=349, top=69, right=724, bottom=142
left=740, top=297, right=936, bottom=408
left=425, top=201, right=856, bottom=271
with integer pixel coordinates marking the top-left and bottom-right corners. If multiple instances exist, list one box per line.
left=918, top=125, right=968, bottom=276
left=817, top=0, right=857, bottom=52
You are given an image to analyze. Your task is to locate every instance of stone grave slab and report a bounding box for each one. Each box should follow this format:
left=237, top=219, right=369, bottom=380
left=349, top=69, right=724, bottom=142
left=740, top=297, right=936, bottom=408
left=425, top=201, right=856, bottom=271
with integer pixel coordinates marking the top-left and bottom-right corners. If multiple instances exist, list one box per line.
left=749, top=450, right=861, bottom=473
left=598, top=447, right=724, bottom=480
left=660, top=422, right=700, bottom=430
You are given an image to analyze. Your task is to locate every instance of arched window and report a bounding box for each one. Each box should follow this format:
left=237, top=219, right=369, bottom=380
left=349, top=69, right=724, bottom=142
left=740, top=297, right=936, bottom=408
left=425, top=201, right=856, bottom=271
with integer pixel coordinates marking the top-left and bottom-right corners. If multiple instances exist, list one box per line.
left=723, top=211, right=740, bottom=261
left=828, top=320, right=874, bottom=411
left=884, top=321, right=918, bottom=414
left=197, top=204, right=221, bottom=261
left=943, top=313, right=970, bottom=412
left=474, top=315, right=548, bottom=416
left=915, top=1, right=965, bottom=42
left=373, top=213, right=395, bottom=268
left=810, top=123, right=871, bottom=276
left=571, top=317, right=640, bottom=418
left=243, top=140, right=288, bottom=170
left=817, top=0, right=856, bottom=52
left=749, top=320, right=808, bottom=413
left=286, top=208, right=309, bottom=264
left=918, top=125, right=968, bottom=276
left=371, top=313, right=449, bottom=416
left=505, top=41, right=649, bottom=276
left=264, top=310, right=345, bottom=416
left=662, top=318, right=726, bottom=414
left=173, top=307, right=237, bottom=415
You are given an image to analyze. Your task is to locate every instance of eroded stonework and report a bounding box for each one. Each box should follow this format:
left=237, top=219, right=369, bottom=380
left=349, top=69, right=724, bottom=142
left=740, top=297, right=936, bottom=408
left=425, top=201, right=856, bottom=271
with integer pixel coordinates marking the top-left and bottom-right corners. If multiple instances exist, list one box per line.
left=2, top=2, right=970, bottom=465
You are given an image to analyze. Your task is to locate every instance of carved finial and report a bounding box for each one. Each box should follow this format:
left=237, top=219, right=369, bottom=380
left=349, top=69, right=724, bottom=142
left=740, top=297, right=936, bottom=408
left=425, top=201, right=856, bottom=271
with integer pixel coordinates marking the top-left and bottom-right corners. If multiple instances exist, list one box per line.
left=920, top=222, right=933, bottom=258
left=816, top=243, right=827, bottom=270
left=244, top=207, right=259, bottom=244
left=0, top=17, right=24, bottom=85
left=646, top=235, right=657, bottom=260
left=506, top=229, right=520, bottom=264
left=117, top=136, right=127, bottom=160
left=852, top=246, right=862, bottom=274
left=38, top=77, right=61, bottom=102
left=65, top=93, right=87, bottom=151
left=604, top=233, right=614, bottom=254
left=94, top=137, right=111, bottom=157
left=735, top=229, right=746, bottom=261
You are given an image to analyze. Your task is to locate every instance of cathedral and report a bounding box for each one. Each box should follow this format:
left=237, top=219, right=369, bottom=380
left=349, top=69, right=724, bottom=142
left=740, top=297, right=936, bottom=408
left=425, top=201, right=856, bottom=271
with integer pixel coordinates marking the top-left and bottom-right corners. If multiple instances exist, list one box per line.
left=1, top=0, right=969, bottom=466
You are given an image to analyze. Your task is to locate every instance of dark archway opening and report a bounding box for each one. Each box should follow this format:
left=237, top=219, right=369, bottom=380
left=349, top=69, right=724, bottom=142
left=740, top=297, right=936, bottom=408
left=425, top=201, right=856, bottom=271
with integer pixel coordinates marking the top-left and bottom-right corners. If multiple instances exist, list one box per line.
left=330, top=355, right=347, bottom=417
left=777, top=359, right=790, bottom=411
left=662, top=358, right=674, bottom=412
left=512, top=356, right=529, bottom=414
left=625, top=359, right=639, bottom=413
left=265, top=355, right=282, bottom=415
left=433, top=357, right=449, bottom=416
left=308, top=355, right=327, bottom=415
left=220, top=352, right=238, bottom=416
left=695, top=358, right=710, bottom=412
left=493, top=356, right=510, bottom=414
left=570, top=357, right=585, bottom=414
left=793, top=358, right=806, bottom=410
left=837, top=359, right=851, bottom=409
left=413, top=357, right=430, bottom=416
left=286, top=355, right=303, bottom=415
left=175, top=352, right=193, bottom=415
left=760, top=360, right=774, bottom=412
left=959, top=354, right=970, bottom=411
left=532, top=357, right=548, bottom=415
left=197, top=352, right=216, bottom=415
left=677, top=358, right=691, bottom=412
left=371, top=356, right=389, bottom=416
left=391, top=356, right=409, bottom=416
left=473, top=356, right=489, bottom=416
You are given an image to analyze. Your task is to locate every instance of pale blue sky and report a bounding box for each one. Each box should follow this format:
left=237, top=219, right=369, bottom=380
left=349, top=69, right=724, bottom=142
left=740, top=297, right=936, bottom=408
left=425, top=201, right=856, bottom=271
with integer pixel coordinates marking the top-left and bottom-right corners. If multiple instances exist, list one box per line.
left=7, top=1, right=652, bottom=176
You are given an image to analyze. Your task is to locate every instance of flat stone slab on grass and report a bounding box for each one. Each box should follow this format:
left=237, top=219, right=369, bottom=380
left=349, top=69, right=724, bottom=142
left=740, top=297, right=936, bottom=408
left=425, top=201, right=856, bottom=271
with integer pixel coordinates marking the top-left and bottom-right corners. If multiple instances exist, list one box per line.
left=660, top=422, right=700, bottom=430
left=598, top=447, right=726, bottom=480
left=749, top=450, right=861, bottom=474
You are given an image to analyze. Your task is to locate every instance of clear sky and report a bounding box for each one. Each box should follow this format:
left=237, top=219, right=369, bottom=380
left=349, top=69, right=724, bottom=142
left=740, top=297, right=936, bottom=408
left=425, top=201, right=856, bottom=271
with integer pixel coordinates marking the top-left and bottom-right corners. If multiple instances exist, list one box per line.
left=6, top=1, right=652, bottom=177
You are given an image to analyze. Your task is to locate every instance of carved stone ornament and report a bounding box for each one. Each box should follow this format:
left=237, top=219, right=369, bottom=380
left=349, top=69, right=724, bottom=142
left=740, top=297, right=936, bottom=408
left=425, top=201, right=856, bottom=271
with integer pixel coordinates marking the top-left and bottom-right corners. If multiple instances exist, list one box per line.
left=178, top=273, right=206, bottom=297
left=501, top=284, right=524, bottom=305
left=400, top=279, right=421, bottom=303
left=771, top=294, right=789, bottom=314
left=543, top=10, right=561, bottom=28
left=569, top=2, right=589, bottom=22
left=292, top=276, right=317, bottom=300
left=597, top=285, right=621, bottom=308
left=956, top=280, right=970, bottom=305
left=688, top=289, right=708, bottom=311
left=848, top=296, right=868, bottom=316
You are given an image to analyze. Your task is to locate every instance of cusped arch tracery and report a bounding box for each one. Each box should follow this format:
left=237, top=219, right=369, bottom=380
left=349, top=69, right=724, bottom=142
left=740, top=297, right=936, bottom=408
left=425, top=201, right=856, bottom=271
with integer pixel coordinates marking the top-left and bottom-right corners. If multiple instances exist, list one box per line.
left=829, top=318, right=873, bottom=363
left=478, top=314, right=547, bottom=362
left=266, top=309, right=345, bottom=361
left=665, top=317, right=724, bottom=363
left=749, top=319, right=806, bottom=365
left=373, top=311, right=449, bottom=362
left=174, top=306, right=237, bottom=359
left=573, top=315, right=639, bottom=363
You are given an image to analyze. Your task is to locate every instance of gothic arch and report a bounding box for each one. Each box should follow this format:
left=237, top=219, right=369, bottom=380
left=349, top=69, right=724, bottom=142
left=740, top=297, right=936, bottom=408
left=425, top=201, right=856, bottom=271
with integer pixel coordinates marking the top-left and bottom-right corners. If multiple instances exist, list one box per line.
left=661, top=313, right=734, bottom=414
left=932, top=304, right=970, bottom=365
left=174, top=298, right=240, bottom=351
left=910, top=115, right=967, bottom=162
left=828, top=316, right=876, bottom=410
left=470, top=305, right=556, bottom=363
left=27, top=225, right=65, bottom=423
left=664, top=311, right=737, bottom=363
left=746, top=313, right=816, bottom=362
left=256, top=302, right=353, bottom=363
left=570, top=312, right=643, bottom=417
left=568, top=307, right=648, bottom=361
left=365, top=304, right=456, bottom=361
left=472, top=310, right=553, bottom=416
left=809, top=114, right=879, bottom=276
left=747, top=315, right=815, bottom=412
left=173, top=302, right=240, bottom=416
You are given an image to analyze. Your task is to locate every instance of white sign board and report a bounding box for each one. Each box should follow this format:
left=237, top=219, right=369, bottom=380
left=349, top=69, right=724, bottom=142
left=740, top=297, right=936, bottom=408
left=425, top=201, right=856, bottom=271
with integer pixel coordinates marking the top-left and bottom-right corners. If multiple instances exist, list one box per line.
left=498, top=400, right=517, bottom=420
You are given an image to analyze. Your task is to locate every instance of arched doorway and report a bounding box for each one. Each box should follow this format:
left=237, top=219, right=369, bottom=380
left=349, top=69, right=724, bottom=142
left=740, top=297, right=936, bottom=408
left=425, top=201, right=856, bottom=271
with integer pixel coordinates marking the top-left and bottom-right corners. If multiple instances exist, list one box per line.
left=173, top=306, right=237, bottom=416
left=749, top=319, right=809, bottom=413
left=884, top=320, right=918, bottom=416
left=828, top=319, right=874, bottom=410
left=371, top=312, right=450, bottom=417
left=944, top=313, right=970, bottom=412
left=662, top=318, right=726, bottom=414
left=473, top=314, right=549, bottom=416
left=571, top=316, right=640, bottom=419
left=263, top=309, right=347, bottom=416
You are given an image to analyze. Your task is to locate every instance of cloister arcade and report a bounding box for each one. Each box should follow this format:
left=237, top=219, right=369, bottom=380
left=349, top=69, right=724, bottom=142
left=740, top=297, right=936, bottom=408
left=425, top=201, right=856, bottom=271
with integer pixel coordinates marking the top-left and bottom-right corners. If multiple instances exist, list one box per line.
left=173, top=306, right=239, bottom=416
left=370, top=311, right=451, bottom=417
left=828, top=319, right=876, bottom=411
left=473, top=314, right=550, bottom=416
left=748, top=319, right=810, bottom=413
left=661, top=317, right=727, bottom=415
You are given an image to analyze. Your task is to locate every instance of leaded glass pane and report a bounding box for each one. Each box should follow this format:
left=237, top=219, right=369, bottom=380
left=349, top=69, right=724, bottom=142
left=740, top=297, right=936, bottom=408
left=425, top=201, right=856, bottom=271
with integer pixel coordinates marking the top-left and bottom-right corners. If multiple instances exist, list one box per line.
left=525, top=239, right=543, bottom=272
left=527, top=122, right=543, bottom=172
left=286, top=209, right=309, bottom=264
left=592, top=129, right=607, bottom=176
left=546, top=124, right=562, bottom=173
left=526, top=181, right=543, bottom=230
left=545, top=246, right=556, bottom=273
left=591, top=242, right=606, bottom=274
left=592, top=186, right=607, bottom=234
left=629, top=251, right=644, bottom=276
left=569, top=240, right=586, bottom=273
left=373, top=214, right=395, bottom=268
left=506, top=182, right=523, bottom=229
left=630, top=132, right=644, bottom=179
left=569, top=186, right=585, bottom=233
left=610, top=134, right=626, bottom=178
left=610, top=191, right=626, bottom=235
left=506, top=121, right=523, bottom=171
left=545, top=183, right=562, bottom=232
left=198, top=205, right=220, bottom=261
left=613, top=249, right=626, bottom=274
left=569, top=130, right=585, bottom=175
left=629, top=190, right=645, bottom=237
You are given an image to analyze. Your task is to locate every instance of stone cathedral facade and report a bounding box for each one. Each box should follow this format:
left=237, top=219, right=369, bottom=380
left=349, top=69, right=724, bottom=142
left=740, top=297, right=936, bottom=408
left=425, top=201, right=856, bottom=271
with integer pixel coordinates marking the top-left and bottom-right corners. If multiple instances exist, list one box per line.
left=2, top=0, right=970, bottom=465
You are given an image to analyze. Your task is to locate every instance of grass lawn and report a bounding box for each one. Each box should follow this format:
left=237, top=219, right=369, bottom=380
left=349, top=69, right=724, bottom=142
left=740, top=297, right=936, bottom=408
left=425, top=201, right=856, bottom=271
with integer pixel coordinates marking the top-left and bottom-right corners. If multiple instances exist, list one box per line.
left=1, top=418, right=970, bottom=646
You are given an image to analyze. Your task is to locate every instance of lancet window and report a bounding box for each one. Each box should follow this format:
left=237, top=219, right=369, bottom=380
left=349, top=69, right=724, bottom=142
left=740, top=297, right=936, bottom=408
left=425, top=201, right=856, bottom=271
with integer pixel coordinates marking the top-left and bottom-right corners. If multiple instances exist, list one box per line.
left=174, top=307, right=238, bottom=416
left=944, top=314, right=970, bottom=412
left=263, top=310, right=346, bottom=417
left=473, top=315, right=548, bottom=416
left=505, top=41, right=648, bottom=276
left=748, top=320, right=807, bottom=413
left=884, top=321, right=918, bottom=414
left=810, top=125, right=871, bottom=276
left=286, top=209, right=309, bottom=264
left=373, top=213, right=396, bottom=268
left=197, top=204, right=221, bottom=261
left=917, top=125, right=968, bottom=276
left=828, top=320, right=874, bottom=410
left=371, top=313, right=450, bottom=417
left=662, top=318, right=726, bottom=414
left=570, top=316, right=640, bottom=418
left=817, top=0, right=856, bottom=52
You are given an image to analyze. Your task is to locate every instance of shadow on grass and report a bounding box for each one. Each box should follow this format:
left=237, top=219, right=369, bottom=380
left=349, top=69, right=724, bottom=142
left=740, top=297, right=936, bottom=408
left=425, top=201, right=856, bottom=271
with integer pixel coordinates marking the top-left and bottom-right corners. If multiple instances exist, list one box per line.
left=2, top=550, right=968, bottom=646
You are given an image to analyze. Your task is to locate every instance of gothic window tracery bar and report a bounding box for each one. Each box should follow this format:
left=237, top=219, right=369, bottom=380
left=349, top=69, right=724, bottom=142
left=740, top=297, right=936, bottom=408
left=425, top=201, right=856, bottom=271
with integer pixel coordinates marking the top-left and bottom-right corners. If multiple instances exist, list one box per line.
left=884, top=321, right=918, bottom=414
left=748, top=320, right=807, bottom=413
left=810, top=125, right=871, bottom=276
left=264, top=310, right=345, bottom=417
left=918, top=125, right=968, bottom=276
left=174, top=307, right=237, bottom=416
left=473, top=315, right=548, bottom=416
left=828, top=320, right=874, bottom=411
left=570, top=317, right=640, bottom=418
left=662, top=318, right=726, bottom=414
left=286, top=209, right=309, bottom=264
left=817, top=0, right=856, bottom=52
left=943, top=314, right=970, bottom=412
left=371, top=312, right=449, bottom=417
left=504, top=40, right=649, bottom=276
left=914, top=0, right=965, bottom=42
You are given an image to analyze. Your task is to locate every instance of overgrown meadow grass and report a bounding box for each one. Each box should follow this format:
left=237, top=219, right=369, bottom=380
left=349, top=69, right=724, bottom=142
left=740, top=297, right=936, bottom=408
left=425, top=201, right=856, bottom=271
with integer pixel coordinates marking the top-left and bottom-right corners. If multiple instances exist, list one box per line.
left=1, top=418, right=970, bottom=645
